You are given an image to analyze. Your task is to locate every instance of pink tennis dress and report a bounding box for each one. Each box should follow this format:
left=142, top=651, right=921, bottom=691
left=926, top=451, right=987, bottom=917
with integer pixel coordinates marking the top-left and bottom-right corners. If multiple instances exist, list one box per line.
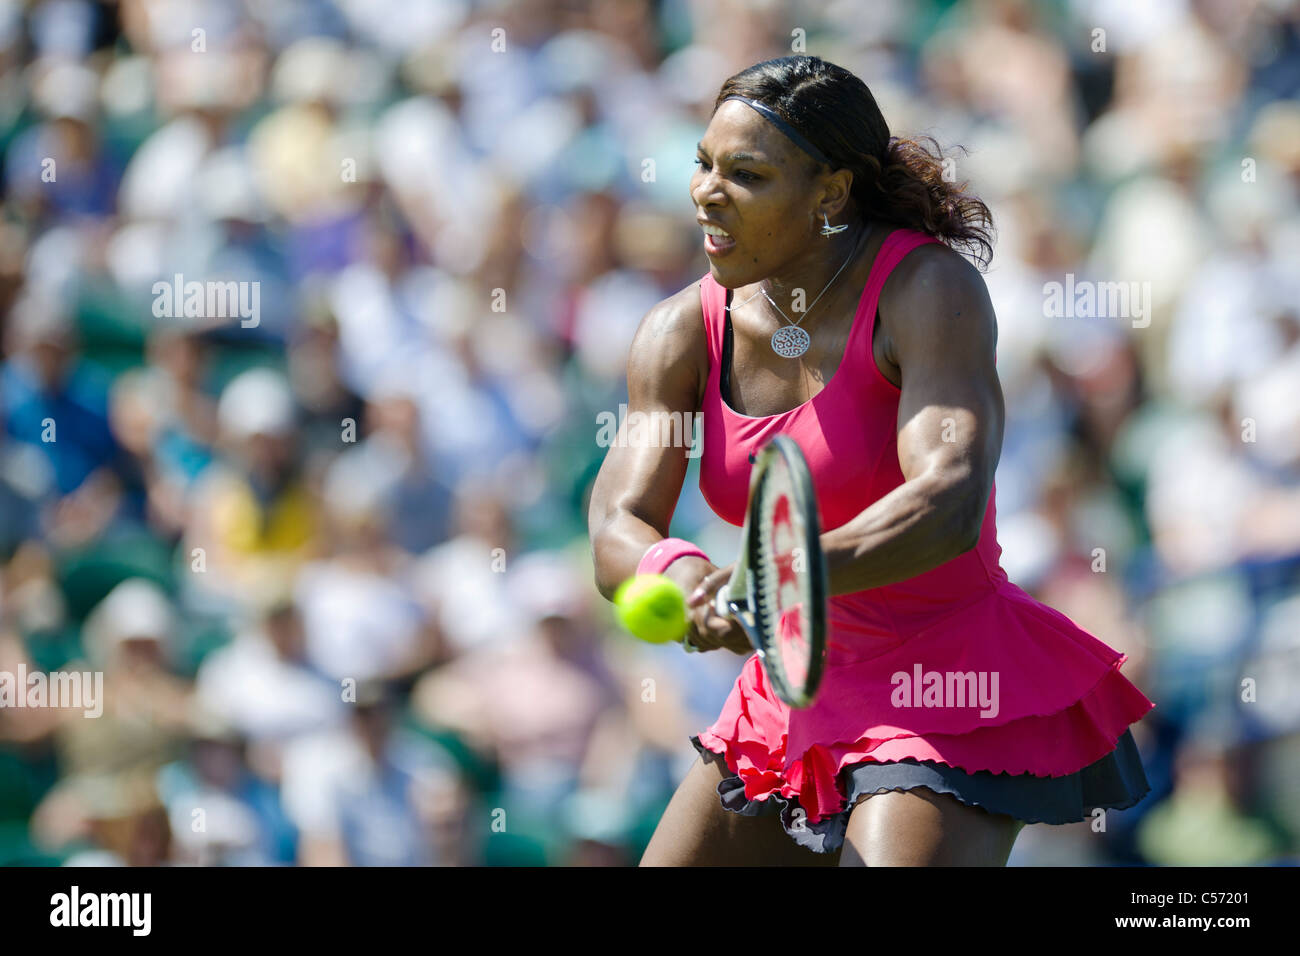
left=690, top=227, right=1155, bottom=852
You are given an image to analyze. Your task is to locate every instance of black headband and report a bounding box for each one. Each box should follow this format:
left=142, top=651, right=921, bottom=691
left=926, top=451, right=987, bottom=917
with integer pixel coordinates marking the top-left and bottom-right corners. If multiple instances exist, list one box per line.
left=721, top=95, right=831, bottom=168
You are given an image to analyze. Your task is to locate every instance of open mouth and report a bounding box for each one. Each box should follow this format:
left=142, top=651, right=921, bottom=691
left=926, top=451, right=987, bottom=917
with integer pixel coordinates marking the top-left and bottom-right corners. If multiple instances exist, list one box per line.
left=701, top=223, right=736, bottom=255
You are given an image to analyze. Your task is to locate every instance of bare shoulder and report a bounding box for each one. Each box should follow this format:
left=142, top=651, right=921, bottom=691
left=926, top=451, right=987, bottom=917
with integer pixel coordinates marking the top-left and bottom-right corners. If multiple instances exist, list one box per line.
left=878, top=240, right=997, bottom=361
left=880, top=240, right=991, bottom=314
left=627, top=278, right=711, bottom=411
left=630, top=279, right=708, bottom=352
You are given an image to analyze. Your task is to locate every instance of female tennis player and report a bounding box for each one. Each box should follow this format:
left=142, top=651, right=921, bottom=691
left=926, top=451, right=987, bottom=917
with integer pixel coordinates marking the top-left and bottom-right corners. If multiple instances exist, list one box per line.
left=588, top=55, right=1154, bottom=866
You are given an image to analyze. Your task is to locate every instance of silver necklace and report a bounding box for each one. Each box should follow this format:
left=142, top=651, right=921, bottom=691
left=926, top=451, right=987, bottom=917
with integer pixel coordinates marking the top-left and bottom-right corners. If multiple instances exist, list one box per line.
left=726, top=224, right=867, bottom=359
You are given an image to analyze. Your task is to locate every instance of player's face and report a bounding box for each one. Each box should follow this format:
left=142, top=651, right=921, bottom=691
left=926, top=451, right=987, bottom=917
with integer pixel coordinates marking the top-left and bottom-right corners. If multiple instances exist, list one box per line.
left=690, top=100, right=824, bottom=287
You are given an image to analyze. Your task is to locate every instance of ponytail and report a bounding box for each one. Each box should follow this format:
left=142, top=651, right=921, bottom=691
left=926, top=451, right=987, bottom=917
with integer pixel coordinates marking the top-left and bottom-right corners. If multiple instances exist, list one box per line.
left=871, top=135, right=993, bottom=269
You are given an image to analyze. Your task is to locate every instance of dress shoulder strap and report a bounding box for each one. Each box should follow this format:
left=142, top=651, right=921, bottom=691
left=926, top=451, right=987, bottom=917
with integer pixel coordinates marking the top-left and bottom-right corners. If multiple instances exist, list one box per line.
left=861, top=228, right=943, bottom=306
left=697, top=273, right=726, bottom=367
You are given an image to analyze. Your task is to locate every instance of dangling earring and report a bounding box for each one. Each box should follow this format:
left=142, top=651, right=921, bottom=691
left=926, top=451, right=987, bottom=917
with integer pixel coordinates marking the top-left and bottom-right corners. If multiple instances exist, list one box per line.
left=821, top=212, right=847, bottom=237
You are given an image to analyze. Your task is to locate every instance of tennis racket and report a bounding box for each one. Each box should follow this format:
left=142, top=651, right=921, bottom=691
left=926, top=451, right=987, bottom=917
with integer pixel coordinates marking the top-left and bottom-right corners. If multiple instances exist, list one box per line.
left=712, top=434, right=828, bottom=708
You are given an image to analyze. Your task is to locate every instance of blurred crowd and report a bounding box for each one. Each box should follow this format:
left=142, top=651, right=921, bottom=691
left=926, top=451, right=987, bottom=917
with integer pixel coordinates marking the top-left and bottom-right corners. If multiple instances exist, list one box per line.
left=1, top=0, right=1298, bottom=866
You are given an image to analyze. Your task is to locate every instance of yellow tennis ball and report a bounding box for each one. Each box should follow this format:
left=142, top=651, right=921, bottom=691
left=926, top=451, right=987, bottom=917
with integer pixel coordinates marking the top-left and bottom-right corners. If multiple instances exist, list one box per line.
left=614, top=574, right=689, bottom=644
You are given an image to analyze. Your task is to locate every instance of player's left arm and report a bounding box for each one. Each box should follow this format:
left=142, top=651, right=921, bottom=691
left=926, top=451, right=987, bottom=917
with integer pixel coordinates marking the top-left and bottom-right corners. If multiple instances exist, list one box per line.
left=823, top=244, right=1004, bottom=596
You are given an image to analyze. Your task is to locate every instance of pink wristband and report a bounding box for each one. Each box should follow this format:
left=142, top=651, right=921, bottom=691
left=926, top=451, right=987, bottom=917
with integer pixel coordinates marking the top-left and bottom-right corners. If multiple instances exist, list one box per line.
left=638, top=538, right=710, bottom=576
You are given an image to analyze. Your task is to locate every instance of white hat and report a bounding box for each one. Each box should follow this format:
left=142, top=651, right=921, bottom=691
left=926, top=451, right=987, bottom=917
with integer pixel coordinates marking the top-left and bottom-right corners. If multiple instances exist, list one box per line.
left=218, top=368, right=296, bottom=438
left=83, top=578, right=175, bottom=665
left=29, top=59, right=99, bottom=121
left=510, top=551, right=589, bottom=622
left=196, top=147, right=267, bottom=223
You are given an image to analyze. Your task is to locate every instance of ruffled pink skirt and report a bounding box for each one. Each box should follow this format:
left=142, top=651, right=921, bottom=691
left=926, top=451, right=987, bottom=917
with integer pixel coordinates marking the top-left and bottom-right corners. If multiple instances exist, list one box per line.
left=695, top=579, right=1156, bottom=828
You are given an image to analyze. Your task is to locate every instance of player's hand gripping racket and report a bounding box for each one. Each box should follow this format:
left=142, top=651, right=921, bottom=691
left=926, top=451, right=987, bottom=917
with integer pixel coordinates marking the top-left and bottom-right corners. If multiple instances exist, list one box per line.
left=712, top=434, right=828, bottom=708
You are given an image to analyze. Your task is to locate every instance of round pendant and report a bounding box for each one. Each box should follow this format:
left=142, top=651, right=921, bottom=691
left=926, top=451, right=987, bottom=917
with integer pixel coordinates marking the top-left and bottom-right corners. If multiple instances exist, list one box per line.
left=771, top=325, right=811, bottom=358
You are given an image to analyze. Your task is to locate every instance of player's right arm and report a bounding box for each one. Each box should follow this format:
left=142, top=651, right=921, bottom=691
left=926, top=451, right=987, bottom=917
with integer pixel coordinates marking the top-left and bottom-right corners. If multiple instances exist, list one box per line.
left=587, top=285, right=747, bottom=653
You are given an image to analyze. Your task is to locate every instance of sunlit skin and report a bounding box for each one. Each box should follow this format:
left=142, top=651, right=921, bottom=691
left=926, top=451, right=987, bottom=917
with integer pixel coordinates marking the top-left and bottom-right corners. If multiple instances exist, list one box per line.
left=588, top=97, right=1016, bottom=865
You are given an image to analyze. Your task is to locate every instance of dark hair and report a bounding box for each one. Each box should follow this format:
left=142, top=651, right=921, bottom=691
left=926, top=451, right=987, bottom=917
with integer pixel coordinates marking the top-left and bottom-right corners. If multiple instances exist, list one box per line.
left=715, top=56, right=994, bottom=270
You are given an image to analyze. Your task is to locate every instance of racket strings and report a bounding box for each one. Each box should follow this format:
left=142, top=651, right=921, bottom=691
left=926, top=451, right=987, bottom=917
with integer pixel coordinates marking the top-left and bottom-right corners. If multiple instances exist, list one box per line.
left=762, top=459, right=817, bottom=700
left=746, top=437, right=827, bottom=708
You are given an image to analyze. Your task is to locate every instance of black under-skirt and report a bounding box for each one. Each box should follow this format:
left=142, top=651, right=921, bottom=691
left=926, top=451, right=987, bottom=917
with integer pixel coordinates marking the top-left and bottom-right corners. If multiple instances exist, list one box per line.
left=689, top=728, right=1151, bottom=854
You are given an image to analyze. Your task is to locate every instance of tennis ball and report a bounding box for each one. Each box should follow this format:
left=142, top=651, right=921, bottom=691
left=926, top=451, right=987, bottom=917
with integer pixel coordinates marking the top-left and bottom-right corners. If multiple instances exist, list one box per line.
left=613, top=574, right=689, bottom=644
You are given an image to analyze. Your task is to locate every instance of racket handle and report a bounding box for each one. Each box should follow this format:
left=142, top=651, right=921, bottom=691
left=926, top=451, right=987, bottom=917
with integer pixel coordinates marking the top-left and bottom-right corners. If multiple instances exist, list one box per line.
left=713, top=586, right=730, bottom=619
left=680, top=588, right=729, bottom=655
